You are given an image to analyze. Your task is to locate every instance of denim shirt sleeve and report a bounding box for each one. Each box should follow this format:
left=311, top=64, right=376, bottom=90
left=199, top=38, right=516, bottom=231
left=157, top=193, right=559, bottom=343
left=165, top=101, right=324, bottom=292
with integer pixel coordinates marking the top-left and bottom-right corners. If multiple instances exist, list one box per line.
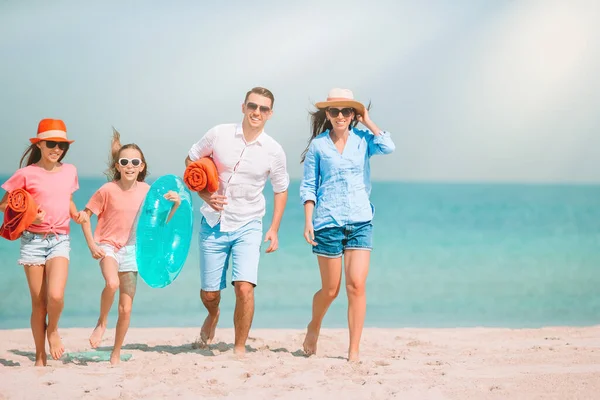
left=299, top=141, right=319, bottom=204
left=367, top=130, right=395, bottom=157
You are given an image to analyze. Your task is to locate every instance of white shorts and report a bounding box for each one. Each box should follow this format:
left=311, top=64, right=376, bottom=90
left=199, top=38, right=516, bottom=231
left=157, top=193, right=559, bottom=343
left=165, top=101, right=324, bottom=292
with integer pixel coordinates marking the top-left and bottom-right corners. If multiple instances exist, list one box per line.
left=98, top=244, right=138, bottom=273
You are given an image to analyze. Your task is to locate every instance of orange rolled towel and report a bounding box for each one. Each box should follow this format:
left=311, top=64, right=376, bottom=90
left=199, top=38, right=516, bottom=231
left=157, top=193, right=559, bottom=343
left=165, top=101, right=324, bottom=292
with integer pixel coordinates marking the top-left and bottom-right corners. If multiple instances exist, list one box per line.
left=0, top=188, right=38, bottom=241
left=184, top=157, right=219, bottom=193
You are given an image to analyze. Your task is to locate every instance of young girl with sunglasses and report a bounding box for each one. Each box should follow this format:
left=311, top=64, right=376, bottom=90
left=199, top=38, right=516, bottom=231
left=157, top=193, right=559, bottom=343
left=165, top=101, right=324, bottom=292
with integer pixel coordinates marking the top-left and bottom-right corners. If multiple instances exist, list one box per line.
left=299, top=89, right=395, bottom=362
left=0, top=119, right=87, bottom=366
left=80, top=129, right=181, bottom=364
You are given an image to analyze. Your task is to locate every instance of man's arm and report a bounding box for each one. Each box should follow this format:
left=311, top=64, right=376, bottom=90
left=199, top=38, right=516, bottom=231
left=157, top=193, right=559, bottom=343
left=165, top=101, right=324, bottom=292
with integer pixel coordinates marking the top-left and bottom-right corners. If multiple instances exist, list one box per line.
left=263, top=190, right=288, bottom=253
left=269, top=190, right=288, bottom=233
left=264, top=145, right=289, bottom=253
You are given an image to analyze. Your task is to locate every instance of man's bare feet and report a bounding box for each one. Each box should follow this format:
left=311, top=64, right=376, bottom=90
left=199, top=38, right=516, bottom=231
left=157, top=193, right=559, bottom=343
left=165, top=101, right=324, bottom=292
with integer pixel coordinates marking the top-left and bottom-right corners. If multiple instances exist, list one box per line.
left=110, top=350, right=120, bottom=365
left=34, top=351, right=47, bottom=367
left=89, top=323, right=106, bottom=348
left=199, top=311, right=219, bottom=347
left=47, top=330, right=64, bottom=360
left=302, top=322, right=319, bottom=356
left=233, top=345, right=246, bottom=358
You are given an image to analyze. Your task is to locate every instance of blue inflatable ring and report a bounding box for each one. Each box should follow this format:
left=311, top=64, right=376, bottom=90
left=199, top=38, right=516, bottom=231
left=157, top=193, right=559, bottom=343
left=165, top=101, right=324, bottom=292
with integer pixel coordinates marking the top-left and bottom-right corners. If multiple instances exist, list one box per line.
left=136, top=174, right=193, bottom=288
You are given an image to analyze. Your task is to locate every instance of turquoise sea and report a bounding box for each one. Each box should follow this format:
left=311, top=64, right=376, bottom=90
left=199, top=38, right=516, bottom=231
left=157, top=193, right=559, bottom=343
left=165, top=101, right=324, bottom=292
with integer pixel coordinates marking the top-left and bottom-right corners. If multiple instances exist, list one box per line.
left=0, top=178, right=599, bottom=330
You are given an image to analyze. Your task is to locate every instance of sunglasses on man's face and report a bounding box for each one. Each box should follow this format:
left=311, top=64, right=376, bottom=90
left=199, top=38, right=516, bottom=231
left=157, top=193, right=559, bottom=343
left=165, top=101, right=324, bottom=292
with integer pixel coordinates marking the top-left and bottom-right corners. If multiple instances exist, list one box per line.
left=118, top=158, right=142, bottom=167
left=245, top=102, right=271, bottom=114
left=327, top=107, right=354, bottom=118
left=44, top=141, right=69, bottom=151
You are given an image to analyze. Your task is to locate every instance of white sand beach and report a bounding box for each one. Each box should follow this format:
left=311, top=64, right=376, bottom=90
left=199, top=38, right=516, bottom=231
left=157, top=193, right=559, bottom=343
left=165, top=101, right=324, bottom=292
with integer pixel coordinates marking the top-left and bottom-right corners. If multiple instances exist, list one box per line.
left=1, top=326, right=599, bottom=399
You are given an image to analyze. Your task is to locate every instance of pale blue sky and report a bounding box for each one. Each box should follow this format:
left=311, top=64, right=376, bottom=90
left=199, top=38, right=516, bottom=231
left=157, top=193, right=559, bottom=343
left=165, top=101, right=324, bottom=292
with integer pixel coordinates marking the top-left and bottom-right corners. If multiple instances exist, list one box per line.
left=1, top=0, right=599, bottom=182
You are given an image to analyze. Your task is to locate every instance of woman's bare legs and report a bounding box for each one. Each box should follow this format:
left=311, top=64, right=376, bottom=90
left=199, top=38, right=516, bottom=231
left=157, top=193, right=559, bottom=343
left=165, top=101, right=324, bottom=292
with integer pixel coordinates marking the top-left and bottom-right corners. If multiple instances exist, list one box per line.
left=303, top=256, right=343, bottom=356
left=344, top=249, right=370, bottom=362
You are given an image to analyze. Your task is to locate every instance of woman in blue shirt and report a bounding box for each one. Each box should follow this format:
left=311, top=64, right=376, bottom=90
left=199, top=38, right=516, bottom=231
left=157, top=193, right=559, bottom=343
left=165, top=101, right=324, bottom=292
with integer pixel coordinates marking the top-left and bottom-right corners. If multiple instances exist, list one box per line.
left=300, top=88, right=395, bottom=361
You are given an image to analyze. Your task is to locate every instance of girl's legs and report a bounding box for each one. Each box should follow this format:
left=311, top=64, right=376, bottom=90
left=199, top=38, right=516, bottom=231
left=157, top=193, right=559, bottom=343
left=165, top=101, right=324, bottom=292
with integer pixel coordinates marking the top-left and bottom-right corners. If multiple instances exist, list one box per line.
left=45, top=256, right=69, bottom=360
left=343, top=249, right=370, bottom=362
left=110, top=271, right=137, bottom=365
left=23, top=264, right=48, bottom=366
left=89, top=257, right=120, bottom=348
left=303, top=256, right=343, bottom=355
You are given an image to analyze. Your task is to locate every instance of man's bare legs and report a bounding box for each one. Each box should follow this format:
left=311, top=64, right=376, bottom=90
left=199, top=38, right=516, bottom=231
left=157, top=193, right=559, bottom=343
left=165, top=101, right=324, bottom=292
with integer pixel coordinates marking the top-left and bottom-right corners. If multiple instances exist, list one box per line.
left=200, top=290, right=220, bottom=346
left=110, top=271, right=137, bottom=365
left=303, top=256, right=343, bottom=356
left=90, top=257, right=120, bottom=348
left=344, top=249, right=370, bottom=362
left=23, top=265, right=47, bottom=366
left=45, top=257, right=69, bottom=360
left=233, top=281, right=254, bottom=355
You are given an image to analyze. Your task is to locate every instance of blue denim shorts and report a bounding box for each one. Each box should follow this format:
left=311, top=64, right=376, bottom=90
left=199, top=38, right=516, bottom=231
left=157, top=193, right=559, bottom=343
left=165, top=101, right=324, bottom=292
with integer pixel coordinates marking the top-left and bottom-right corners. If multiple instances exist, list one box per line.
left=312, top=221, right=373, bottom=258
left=199, top=218, right=263, bottom=291
left=19, top=231, right=71, bottom=266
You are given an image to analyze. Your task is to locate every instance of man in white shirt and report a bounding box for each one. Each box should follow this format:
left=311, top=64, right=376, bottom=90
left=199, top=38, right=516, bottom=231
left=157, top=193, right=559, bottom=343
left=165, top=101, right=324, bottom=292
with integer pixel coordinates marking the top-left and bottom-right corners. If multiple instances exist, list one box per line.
left=185, top=87, right=289, bottom=355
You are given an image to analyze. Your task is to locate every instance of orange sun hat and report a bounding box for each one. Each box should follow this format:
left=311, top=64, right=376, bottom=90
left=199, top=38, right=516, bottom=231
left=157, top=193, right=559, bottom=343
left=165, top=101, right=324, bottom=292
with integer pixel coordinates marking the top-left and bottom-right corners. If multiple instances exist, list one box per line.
left=30, top=118, right=74, bottom=144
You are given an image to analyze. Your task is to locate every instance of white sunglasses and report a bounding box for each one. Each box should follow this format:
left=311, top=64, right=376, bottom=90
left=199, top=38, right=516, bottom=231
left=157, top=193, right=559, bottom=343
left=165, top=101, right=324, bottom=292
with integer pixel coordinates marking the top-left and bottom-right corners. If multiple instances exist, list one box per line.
left=118, top=158, right=142, bottom=167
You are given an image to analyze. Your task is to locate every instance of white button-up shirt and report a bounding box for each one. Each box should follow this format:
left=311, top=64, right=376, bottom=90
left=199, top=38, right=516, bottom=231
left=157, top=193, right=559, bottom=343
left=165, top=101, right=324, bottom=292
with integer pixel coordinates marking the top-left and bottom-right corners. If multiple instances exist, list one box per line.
left=188, top=123, right=289, bottom=232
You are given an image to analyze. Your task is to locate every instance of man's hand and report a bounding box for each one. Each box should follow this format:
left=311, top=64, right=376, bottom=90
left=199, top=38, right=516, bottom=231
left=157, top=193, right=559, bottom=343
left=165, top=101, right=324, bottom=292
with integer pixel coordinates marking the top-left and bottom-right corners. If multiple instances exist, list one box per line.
left=198, top=190, right=227, bottom=212
left=264, top=229, right=279, bottom=253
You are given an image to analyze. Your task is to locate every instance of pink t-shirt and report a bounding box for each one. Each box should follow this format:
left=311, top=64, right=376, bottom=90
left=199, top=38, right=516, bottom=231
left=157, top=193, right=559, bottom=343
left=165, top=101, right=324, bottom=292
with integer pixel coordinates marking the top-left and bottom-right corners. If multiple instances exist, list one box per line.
left=86, top=181, right=150, bottom=250
left=2, top=163, right=79, bottom=235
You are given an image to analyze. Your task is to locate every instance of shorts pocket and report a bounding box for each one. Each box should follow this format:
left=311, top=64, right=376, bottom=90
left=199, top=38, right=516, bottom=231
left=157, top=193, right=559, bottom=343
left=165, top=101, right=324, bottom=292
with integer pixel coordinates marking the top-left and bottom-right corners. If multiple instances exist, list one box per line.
left=20, top=231, right=35, bottom=244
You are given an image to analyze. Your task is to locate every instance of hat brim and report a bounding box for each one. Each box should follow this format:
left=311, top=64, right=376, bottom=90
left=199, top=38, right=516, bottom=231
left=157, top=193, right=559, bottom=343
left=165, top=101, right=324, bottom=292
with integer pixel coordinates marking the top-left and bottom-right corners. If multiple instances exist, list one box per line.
left=30, top=137, right=74, bottom=144
left=315, top=100, right=365, bottom=116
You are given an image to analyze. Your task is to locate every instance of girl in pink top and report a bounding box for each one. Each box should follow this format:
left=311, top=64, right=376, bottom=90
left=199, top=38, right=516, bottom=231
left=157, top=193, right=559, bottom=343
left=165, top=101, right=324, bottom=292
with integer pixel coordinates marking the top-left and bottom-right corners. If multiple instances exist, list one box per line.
left=0, top=119, right=87, bottom=366
left=81, top=130, right=180, bottom=365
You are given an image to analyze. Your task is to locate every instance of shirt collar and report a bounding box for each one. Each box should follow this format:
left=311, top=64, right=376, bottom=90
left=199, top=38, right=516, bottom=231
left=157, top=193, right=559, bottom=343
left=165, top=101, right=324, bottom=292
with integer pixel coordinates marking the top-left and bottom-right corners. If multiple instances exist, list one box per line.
left=236, top=123, right=265, bottom=145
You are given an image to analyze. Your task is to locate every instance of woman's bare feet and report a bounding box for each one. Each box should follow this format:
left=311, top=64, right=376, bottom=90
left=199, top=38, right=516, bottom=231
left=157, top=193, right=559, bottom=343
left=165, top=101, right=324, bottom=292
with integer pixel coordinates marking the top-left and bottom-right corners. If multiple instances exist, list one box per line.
left=348, top=351, right=360, bottom=362
left=47, top=329, right=64, bottom=360
left=199, top=311, right=219, bottom=347
left=303, top=322, right=320, bottom=356
left=34, top=351, right=47, bottom=367
left=89, top=323, right=106, bottom=348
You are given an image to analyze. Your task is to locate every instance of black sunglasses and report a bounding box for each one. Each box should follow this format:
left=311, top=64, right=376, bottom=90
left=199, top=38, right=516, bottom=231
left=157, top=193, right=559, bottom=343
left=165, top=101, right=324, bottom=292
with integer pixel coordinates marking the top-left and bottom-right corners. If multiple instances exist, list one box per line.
left=327, top=107, right=354, bottom=118
left=45, top=141, right=69, bottom=150
left=246, top=102, right=271, bottom=113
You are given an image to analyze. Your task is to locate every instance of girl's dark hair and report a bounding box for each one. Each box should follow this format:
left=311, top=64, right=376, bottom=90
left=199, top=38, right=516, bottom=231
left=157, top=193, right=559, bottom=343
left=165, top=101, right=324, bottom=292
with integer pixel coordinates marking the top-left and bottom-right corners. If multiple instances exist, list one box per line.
left=19, top=142, right=69, bottom=168
left=300, top=102, right=370, bottom=163
left=105, top=127, right=148, bottom=182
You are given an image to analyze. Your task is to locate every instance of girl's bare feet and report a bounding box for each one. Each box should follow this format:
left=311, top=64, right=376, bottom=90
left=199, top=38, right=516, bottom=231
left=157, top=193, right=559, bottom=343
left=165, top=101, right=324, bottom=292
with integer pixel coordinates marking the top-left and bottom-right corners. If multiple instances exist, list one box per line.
left=110, top=350, right=120, bottom=365
left=89, top=323, right=106, bottom=348
left=47, top=329, right=64, bottom=360
left=34, top=351, right=47, bottom=367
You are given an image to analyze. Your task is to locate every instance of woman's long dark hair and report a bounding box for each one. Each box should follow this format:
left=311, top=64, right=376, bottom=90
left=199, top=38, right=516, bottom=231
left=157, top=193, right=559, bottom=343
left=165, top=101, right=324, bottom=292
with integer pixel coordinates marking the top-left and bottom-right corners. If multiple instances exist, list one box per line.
left=105, top=127, right=149, bottom=182
left=300, top=103, right=370, bottom=163
left=19, top=142, right=69, bottom=168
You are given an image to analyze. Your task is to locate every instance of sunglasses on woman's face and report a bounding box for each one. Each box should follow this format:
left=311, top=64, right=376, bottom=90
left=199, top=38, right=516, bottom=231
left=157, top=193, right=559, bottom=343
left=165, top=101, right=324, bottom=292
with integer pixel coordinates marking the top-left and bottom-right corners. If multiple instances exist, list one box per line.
left=118, top=158, right=142, bottom=167
left=44, top=141, right=69, bottom=151
left=327, top=107, right=354, bottom=118
left=245, top=102, right=271, bottom=114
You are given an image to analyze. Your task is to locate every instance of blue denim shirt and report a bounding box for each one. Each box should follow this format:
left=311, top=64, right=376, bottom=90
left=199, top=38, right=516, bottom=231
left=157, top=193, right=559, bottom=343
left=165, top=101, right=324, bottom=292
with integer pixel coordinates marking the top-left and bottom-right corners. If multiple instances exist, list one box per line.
left=299, top=127, right=395, bottom=231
